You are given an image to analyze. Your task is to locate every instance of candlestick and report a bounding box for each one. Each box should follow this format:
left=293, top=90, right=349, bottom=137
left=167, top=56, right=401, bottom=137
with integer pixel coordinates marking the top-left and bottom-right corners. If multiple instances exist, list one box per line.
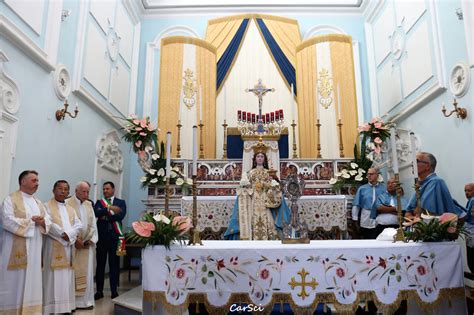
left=393, top=173, right=406, bottom=242
left=176, top=120, right=182, bottom=158
left=410, top=132, right=418, bottom=178
left=192, top=126, right=198, bottom=176
left=316, top=119, right=322, bottom=158
left=199, top=121, right=204, bottom=159
left=188, top=175, right=202, bottom=245
left=291, top=119, right=298, bottom=158
left=166, top=132, right=171, bottom=178
left=224, top=86, right=227, bottom=118
left=291, top=84, right=295, bottom=119
left=222, top=120, right=228, bottom=159
left=337, top=84, right=341, bottom=120
left=337, top=119, right=344, bottom=158
left=414, top=178, right=422, bottom=217
left=390, top=128, right=398, bottom=174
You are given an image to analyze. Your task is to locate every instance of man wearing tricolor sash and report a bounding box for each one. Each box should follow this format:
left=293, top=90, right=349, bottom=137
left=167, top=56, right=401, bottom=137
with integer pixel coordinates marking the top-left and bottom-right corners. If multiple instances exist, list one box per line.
left=94, top=181, right=127, bottom=300
left=43, top=180, right=82, bottom=314
left=66, top=181, right=97, bottom=310
left=0, top=170, right=51, bottom=315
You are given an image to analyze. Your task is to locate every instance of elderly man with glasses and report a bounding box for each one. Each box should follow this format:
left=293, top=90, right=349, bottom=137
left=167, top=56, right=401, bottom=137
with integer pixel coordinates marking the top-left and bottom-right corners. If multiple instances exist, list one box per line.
left=406, top=152, right=466, bottom=219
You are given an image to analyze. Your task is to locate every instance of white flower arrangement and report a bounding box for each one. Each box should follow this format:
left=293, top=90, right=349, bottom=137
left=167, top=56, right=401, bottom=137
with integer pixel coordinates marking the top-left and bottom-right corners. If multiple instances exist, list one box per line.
left=240, top=173, right=251, bottom=187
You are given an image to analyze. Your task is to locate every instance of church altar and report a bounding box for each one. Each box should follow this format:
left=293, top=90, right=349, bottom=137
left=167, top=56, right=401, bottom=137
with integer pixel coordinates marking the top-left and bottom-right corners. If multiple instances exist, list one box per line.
left=181, top=195, right=347, bottom=239
left=142, top=240, right=466, bottom=315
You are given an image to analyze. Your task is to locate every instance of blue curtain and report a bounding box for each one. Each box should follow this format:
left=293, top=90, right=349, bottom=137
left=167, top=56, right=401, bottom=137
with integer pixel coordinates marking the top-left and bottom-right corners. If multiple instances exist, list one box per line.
left=255, top=18, right=297, bottom=96
left=217, top=19, right=250, bottom=91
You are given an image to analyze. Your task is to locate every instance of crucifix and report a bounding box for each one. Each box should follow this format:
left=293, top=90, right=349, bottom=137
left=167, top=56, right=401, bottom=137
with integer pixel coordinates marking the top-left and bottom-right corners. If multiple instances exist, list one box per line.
left=245, top=79, right=275, bottom=133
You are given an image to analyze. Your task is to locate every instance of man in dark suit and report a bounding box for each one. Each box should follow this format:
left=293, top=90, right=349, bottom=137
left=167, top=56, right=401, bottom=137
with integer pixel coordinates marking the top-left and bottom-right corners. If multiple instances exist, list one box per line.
left=94, top=181, right=126, bottom=300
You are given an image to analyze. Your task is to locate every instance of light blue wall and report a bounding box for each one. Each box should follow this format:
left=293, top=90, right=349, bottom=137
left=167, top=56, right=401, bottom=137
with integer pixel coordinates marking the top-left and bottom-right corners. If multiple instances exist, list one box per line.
left=371, top=0, right=473, bottom=203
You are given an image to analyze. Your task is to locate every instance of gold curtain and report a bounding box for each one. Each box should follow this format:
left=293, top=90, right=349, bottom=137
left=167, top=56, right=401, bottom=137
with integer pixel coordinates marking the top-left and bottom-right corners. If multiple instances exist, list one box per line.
left=329, top=36, right=358, bottom=158
left=295, top=44, right=317, bottom=158
left=296, top=34, right=358, bottom=158
left=196, top=45, right=217, bottom=158
left=157, top=40, right=183, bottom=153
left=158, top=36, right=217, bottom=158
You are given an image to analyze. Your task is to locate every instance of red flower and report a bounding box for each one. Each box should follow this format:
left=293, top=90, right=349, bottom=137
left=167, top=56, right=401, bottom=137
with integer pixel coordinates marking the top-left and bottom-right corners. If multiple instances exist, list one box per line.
left=217, top=259, right=225, bottom=270
left=336, top=268, right=345, bottom=278
left=378, top=257, right=386, bottom=269
left=176, top=268, right=185, bottom=279
left=260, top=269, right=270, bottom=280
left=417, top=265, right=426, bottom=276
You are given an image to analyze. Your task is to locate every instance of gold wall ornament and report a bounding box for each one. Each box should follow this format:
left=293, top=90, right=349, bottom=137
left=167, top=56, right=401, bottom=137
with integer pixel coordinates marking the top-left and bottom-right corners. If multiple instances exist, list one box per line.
left=182, top=68, right=197, bottom=109
left=317, top=68, right=333, bottom=110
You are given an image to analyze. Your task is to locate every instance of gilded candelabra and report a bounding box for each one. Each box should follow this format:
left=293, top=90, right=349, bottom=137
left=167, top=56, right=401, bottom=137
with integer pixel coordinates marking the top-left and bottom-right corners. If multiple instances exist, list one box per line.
left=441, top=98, right=467, bottom=119
left=188, top=175, right=202, bottom=245
left=199, top=120, right=204, bottom=159
left=176, top=120, right=182, bottom=158
left=164, top=177, right=170, bottom=216
left=316, top=119, right=322, bottom=158
left=337, top=119, right=344, bottom=158
left=393, top=173, right=406, bottom=242
left=413, top=178, right=422, bottom=217
left=222, top=120, right=228, bottom=159
left=291, top=120, right=298, bottom=158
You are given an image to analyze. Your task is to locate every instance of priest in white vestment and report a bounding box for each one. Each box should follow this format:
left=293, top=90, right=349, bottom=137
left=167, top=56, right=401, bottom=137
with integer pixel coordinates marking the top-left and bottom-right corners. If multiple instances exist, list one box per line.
left=43, top=180, right=82, bottom=314
left=0, top=170, right=51, bottom=315
left=66, top=181, right=98, bottom=309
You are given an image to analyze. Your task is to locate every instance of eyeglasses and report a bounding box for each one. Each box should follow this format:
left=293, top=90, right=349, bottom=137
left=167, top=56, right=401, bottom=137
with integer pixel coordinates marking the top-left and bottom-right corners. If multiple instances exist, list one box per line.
left=367, top=173, right=377, bottom=176
left=416, top=159, right=430, bottom=164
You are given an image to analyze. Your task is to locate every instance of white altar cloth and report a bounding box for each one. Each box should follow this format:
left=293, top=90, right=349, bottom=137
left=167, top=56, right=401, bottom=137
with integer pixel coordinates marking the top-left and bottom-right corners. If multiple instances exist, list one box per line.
left=142, top=240, right=466, bottom=314
left=181, top=195, right=347, bottom=233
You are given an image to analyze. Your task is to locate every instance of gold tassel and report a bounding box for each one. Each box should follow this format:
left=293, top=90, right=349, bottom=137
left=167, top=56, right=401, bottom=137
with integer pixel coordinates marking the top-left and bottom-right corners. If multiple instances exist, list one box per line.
left=365, top=299, right=369, bottom=312
left=195, top=302, right=200, bottom=313
left=323, top=303, right=327, bottom=313
left=280, top=301, right=284, bottom=313
left=448, top=298, right=452, bottom=308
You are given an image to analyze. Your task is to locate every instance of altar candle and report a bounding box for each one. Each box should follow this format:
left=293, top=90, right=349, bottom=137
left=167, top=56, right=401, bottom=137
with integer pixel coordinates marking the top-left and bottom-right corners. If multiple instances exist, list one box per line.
left=276, top=110, right=280, bottom=120
left=238, top=110, right=242, bottom=121
left=199, top=85, right=203, bottom=122
left=390, top=128, right=398, bottom=174
left=410, top=132, right=418, bottom=178
left=271, top=112, right=275, bottom=122
left=166, top=132, right=171, bottom=178
left=316, top=83, right=320, bottom=120
left=224, top=86, right=227, bottom=119
left=279, top=109, right=284, bottom=120
left=337, top=84, right=341, bottom=120
left=192, top=126, right=198, bottom=176
left=252, top=113, right=256, bottom=123
left=291, top=83, right=295, bottom=119
left=266, top=113, right=270, bottom=124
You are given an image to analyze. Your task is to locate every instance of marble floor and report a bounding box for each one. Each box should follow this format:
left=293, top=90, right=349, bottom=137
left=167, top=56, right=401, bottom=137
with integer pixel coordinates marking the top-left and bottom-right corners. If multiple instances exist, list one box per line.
left=75, top=270, right=141, bottom=315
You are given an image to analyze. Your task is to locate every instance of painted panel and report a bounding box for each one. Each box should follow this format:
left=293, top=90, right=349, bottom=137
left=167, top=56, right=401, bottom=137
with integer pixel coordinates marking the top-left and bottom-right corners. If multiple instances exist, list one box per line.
left=110, top=61, right=130, bottom=115
left=89, top=0, right=116, bottom=34
left=377, top=61, right=401, bottom=115
left=4, top=0, right=45, bottom=35
left=83, top=22, right=111, bottom=98
left=394, top=0, right=426, bottom=33
left=373, top=3, right=395, bottom=67
left=115, top=3, right=134, bottom=67
left=400, top=20, right=433, bottom=98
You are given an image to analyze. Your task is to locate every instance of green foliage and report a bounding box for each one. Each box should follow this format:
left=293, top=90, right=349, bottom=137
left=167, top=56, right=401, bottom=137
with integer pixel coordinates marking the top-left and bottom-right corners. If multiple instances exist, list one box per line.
left=404, top=219, right=467, bottom=242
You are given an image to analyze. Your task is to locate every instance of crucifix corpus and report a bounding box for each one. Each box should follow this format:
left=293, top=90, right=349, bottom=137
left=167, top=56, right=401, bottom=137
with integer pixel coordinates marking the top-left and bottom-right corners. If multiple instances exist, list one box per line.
left=245, top=79, right=275, bottom=133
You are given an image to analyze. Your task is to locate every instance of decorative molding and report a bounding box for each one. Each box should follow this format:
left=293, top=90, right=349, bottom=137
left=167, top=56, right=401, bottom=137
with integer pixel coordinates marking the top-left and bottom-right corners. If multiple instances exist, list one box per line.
left=364, top=22, right=379, bottom=118
left=52, top=64, right=71, bottom=101
left=73, top=86, right=125, bottom=129
left=43, top=0, right=63, bottom=66
left=352, top=40, right=365, bottom=126
left=128, top=22, right=141, bottom=115
left=364, top=0, right=385, bottom=23
left=389, top=81, right=445, bottom=123
left=449, top=62, right=470, bottom=98
left=72, top=0, right=89, bottom=90
left=0, top=51, right=20, bottom=115
left=122, top=0, right=142, bottom=24
left=0, top=15, right=55, bottom=72
left=142, top=25, right=199, bottom=118
left=429, top=0, right=446, bottom=88
left=303, top=24, right=346, bottom=39
left=96, top=130, right=124, bottom=174
left=106, top=26, right=121, bottom=62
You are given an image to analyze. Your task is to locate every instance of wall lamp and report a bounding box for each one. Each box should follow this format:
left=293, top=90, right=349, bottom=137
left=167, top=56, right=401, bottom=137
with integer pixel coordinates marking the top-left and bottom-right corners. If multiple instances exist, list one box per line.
left=55, top=100, right=79, bottom=121
left=441, top=98, right=467, bottom=119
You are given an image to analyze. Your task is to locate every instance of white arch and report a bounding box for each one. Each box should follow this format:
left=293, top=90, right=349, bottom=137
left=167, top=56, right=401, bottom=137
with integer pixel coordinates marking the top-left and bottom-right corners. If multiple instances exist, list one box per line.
left=304, top=24, right=347, bottom=39
left=142, top=25, right=200, bottom=118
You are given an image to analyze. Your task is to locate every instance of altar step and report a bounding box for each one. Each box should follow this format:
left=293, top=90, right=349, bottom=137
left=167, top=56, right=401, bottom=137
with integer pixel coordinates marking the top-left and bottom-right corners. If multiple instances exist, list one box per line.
left=113, top=286, right=142, bottom=315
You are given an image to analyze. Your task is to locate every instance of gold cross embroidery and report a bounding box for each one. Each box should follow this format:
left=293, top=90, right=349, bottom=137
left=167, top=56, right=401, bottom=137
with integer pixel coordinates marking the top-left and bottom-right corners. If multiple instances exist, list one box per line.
left=15, top=251, right=24, bottom=260
left=55, top=254, right=63, bottom=261
left=288, top=268, right=318, bottom=300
